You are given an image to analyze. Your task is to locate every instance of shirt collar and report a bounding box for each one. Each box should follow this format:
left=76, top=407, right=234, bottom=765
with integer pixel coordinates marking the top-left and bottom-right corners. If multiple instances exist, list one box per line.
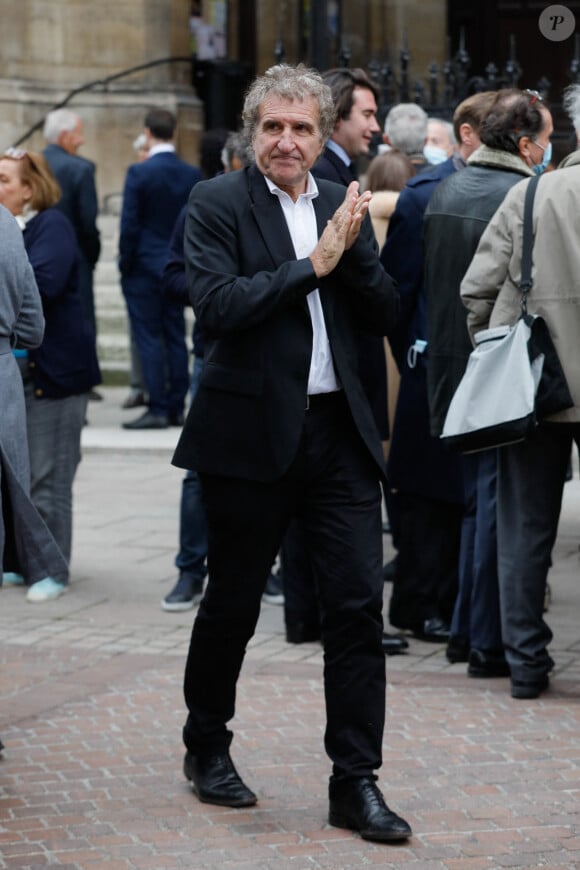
left=15, top=207, right=38, bottom=230
left=264, top=171, right=319, bottom=200
left=148, top=143, right=175, bottom=158
left=326, top=139, right=351, bottom=166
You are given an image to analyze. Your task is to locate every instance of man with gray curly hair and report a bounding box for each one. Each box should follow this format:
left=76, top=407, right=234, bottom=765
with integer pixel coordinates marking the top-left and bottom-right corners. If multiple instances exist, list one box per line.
left=562, top=83, right=580, bottom=153
left=173, top=63, right=411, bottom=843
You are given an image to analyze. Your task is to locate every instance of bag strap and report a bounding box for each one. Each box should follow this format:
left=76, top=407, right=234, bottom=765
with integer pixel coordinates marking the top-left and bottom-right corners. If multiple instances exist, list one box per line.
left=520, top=173, right=541, bottom=313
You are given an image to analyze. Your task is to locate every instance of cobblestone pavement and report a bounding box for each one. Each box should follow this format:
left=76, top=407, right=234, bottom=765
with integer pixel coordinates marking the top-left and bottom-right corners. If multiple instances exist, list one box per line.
left=1, top=389, right=580, bottom=869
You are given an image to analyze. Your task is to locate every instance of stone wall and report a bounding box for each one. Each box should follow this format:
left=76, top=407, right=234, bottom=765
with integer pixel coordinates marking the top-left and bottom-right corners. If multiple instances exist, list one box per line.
left=0, top=0, right=449, bottom=205
left=0, top=0, right=203, bottom=208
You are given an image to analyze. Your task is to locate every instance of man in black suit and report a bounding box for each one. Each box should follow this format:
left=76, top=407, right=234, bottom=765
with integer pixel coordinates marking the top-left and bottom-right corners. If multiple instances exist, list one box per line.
left=313, top=67, right=381, bottom=184
left=308, top=70, right=407, bottom=655
left=43, top=108, right=101, bottom=399
left=172, top=64, right=411, bottom=844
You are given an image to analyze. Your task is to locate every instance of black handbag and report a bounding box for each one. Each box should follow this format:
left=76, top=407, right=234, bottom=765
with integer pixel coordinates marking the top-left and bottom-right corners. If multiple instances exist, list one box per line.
left=440, top=174, right=572, bottom=454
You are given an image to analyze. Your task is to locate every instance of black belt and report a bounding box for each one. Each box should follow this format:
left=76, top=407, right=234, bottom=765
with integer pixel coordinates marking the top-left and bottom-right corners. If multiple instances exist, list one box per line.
left=305, top=390, right=343, bottom=410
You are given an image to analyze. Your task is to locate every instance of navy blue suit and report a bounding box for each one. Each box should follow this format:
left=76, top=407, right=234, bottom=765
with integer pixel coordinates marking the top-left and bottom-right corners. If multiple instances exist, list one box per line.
left=381, top=157, right=464, bottom=631
left=162, top=205, right=207, bottom=585
left=23, top=209, right=100, bottom=397
left=119, top=151, right=202, bottom=417
left=43, top=143, right=100, bottom=338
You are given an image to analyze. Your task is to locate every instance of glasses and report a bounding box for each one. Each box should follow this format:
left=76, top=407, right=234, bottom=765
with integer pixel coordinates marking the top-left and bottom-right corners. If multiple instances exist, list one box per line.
left=523, top=89, right=543, bottom=105
left=3, top=147, right=27, bottom=159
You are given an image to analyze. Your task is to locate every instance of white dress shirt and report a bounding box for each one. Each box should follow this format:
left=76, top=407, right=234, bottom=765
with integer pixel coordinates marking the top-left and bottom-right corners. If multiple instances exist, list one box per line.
left=265, top=173, right=340, bottom=395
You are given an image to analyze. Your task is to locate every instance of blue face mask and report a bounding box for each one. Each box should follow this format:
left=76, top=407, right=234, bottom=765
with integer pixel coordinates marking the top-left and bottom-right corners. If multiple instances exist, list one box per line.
left=423, top=144, right=449, bottom=165
left=532, top=140, right=552, bottom=175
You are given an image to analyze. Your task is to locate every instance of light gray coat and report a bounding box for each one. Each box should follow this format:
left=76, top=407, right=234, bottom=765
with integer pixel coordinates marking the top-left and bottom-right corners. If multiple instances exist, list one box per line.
left=461, top=151, right=580, bottom=424
left=0, top=204, right=68, bottom=583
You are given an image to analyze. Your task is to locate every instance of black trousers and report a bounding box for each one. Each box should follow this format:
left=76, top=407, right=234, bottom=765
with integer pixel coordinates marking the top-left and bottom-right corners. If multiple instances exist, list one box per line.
left=183, top=393, right=386, bottom=782
left=388, top=492, right=463, bottom=630
left=497, top=423, right=580, bottom=683
left=281, top=518, right=320, bottom=635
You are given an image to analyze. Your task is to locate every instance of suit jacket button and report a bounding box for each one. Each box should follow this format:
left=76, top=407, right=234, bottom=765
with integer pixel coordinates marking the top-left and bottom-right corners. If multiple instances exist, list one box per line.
left=34, top=389, right=43, bottom=397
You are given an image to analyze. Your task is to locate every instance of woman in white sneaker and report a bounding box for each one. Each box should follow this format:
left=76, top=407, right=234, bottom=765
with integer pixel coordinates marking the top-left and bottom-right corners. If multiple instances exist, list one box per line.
left=0, top=149, right=101, bottom=602
left=0, top=202, right=68, bottom=597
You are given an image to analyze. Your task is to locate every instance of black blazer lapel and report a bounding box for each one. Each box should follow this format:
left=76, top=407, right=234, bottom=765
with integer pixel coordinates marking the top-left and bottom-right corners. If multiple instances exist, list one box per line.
left=323, top=148, right=354, bottom=186
left=246, top=165, right=296, bottom=268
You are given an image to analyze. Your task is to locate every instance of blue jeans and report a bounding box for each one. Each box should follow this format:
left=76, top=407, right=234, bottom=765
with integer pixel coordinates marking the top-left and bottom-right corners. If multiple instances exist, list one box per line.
left=175, top=356, right=207, bottom=581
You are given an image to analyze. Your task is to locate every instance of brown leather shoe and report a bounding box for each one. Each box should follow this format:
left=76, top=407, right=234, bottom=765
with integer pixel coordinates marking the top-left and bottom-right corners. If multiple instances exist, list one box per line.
left=329, top=777, right=412, bottom=842
left=183, top=750, right=257, bottom=807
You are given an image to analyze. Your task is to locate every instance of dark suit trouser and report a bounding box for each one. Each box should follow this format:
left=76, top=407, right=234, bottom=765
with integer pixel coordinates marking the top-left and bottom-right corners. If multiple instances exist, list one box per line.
left=123, top=272, right=190, bottom=417
left=281, top=518, right=320, bottom=635
left=388, top=492, right=462, bottom=629
left=497, top=423, right=580, bottom=683
left=183, top=394, right=386, bottom=782
left=451, top=450, right=502, bottom=652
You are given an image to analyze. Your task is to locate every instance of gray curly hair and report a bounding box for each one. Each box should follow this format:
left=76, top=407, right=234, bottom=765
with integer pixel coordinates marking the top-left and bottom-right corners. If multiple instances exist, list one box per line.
left=242, top=64, right=335, bottom=145
left=563, top=83, right=580, bottom=137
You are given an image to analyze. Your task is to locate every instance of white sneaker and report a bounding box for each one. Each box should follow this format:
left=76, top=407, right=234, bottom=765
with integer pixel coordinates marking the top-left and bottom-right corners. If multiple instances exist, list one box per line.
left=3, top=572, right=25, bottom=586
left=26, top=577, right=66, bottom=603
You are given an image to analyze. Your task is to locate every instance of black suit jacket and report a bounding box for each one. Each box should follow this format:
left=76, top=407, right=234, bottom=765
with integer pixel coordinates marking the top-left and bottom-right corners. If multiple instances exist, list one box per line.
left=172, top=165, right=398, bottom=482
left=313, top=147, right=356, bottom=186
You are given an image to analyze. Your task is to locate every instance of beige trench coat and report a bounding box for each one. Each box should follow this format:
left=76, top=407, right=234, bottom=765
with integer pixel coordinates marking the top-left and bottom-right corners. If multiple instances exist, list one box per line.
left=460, top=151, right=580, bottom=423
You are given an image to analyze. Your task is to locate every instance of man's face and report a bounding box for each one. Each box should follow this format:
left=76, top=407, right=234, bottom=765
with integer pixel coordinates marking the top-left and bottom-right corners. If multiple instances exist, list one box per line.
left=333, top=86, right=380, bottom=158
left=518, top=107, right=554, bottom=170
left=59, top=119, right=84, bottom=155
left=426, top=119, right=455, bottom=156
left=253, top=94, right=324, bottom=199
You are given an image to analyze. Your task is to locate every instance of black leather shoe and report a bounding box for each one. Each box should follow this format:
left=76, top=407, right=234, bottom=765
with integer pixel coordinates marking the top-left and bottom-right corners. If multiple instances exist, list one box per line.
left=122, top=391, right=147, bottom=409
left=161, top=575, right=204, bottom=612
left=382, top=557, right=398, bottom=584
left=510, top=674, right=550, bottom=700
left=168, top=412, right=184, bottom=427
left=468, top=648, right=510, bottom=678
left=446, top=636, right=470, bottom=663
left=329, top=777, right=412, bottom=842
left=286, top=622, right=321, bottom=644
left=381, top=633, right=409, bottom=655
left=122, top=411, right=168, bottom=430
left=413, top=617, right=450, bottom=643
left=183, top=750, right=257, bottom=807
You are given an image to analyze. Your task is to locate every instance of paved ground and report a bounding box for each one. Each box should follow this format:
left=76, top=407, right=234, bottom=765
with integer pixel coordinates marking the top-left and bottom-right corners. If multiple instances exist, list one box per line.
left=1, top=387, right=580, bottom=869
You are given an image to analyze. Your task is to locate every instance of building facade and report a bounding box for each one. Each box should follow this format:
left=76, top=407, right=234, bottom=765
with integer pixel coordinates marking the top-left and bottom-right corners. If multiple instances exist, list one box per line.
left=1, top=0, right=577, bottom=205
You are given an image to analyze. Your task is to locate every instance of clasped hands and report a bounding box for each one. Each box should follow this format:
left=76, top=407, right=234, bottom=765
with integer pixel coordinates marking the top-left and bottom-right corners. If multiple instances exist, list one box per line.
left=310, top=181, right=371, bottom=278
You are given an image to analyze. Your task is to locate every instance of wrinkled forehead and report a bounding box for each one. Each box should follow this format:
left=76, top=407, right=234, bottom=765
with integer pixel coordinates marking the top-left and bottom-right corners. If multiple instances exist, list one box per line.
left=258, top=93, right=321, bottom=125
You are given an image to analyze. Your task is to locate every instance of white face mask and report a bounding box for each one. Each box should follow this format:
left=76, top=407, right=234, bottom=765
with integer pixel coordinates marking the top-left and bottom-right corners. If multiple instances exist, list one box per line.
left=423, top=144, right=449, bottom=165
